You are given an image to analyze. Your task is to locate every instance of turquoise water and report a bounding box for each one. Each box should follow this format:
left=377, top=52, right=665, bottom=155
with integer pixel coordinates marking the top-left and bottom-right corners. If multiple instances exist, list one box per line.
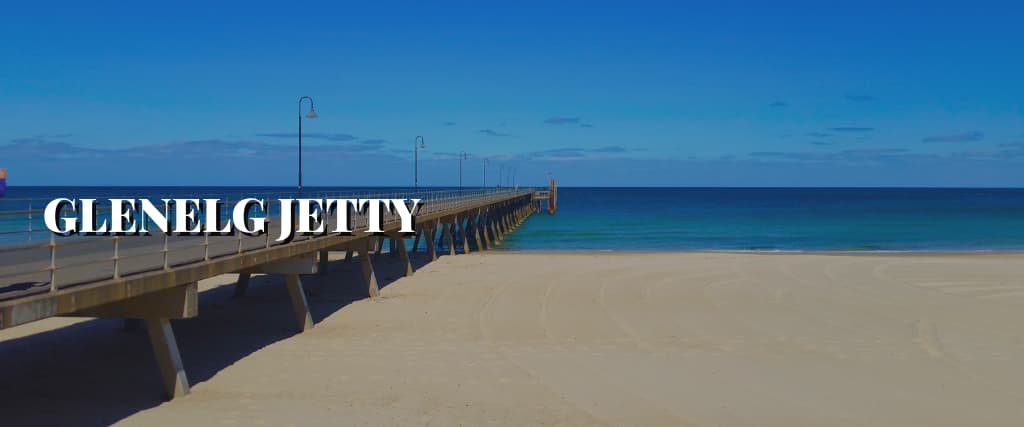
left=501, top=187, right=1024, bottom=251
left=3, top=186, right=1024, bottom=251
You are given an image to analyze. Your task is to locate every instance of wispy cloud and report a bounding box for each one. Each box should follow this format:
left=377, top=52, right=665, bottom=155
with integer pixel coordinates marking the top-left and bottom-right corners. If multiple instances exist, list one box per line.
left=843, top=148, right=908, bottom=155
left=830, top=127, right=875, bottom=133
left=844, top=94, right=876, bottom=102
left=256, top=132, right=358, bottom=142
left=590, top=146, right=627, bottom=153
left=749, top=151, right=787, bottom=157
left=10, top=137, right=47, bottom=144
left=922, top=131, right=983, bottom=143
left=806, top=132, right=832, bottom=138
left=543, top=117, right=582, bottom=125
left=950, top=144, right=1024, bottom=159
left=526, top=145, right=630, bottom=159
left=442, top=121, right=456, bottom=126
left=749, top=148, right=914, bottom=163
left=479, top=129, right=511, bottom=137
left=580, top=124, right=595, bottom=128
left=768, top=101, right=788, bottom=108
left=9, top=134, right=74, bottom=144
left=810, top=141, right=834, bottom=146
left=359, top=139, right=388, bottom=146
left=429, top=151, right=460, bottom=158
left=0, top=138, right=391, bottom=162
left=4, top=138, right=106, bottom=159
left=528, top=148, right=587, bottom=159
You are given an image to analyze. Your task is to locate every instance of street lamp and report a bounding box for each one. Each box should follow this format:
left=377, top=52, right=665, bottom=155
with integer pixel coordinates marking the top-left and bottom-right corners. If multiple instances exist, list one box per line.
left=297, top=96, right=318, bottom=196
left=414, top=136, right=425, bottom=190
left=483, top=158, right=488, bottom=188
left=459, top=151, right=469, bottom=191
left=499, top=164, right=504, bottom=189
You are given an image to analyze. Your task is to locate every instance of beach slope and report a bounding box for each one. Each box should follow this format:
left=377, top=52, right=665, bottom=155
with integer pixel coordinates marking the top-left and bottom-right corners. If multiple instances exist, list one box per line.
left=4, top=252, right=1024, bottom=426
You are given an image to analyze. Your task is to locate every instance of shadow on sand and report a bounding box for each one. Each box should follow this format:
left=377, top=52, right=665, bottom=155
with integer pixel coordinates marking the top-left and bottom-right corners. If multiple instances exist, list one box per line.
left=0, top=250, right=442, bottom=427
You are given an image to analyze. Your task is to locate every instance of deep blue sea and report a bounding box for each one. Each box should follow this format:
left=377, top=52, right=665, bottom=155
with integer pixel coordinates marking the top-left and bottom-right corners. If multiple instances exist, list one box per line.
left=508, top=187, right=1024, bottom=251
left=3, top=186, right=1024, bottom=251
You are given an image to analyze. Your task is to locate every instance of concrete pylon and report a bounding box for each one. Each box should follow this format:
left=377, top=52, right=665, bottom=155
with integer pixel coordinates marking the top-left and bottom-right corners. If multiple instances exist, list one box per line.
left=357, top=238, right=380, bottom=297
left=471, top=214, right=484, bottom=251
left=480, top=214, right=492, bottom=249
left=491, top=213, right=502, bottom=246
left=145, top=318, right=190, bottom=399
left=461, top=216, right=471, bottom=254
left=426, top=226, right=438, bottom=261
left=284, top=274, right=314, bottom=332
left=318, top=250, right=329, bottom=276
left=445, top=222, right=456, bottom=256
left=388, top=232, right=414, bottom=277
left=233, top=273, right=251, bottom=297
left=411, top=229, right=422, bottom=252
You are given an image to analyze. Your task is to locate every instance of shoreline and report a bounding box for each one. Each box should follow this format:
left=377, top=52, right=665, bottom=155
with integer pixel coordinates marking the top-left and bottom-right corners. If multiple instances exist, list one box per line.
left=492, top=248, right=1024, bottom=256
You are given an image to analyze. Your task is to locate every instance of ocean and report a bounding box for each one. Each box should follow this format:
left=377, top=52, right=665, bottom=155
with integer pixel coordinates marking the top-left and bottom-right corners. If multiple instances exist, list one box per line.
left=506, top=187, right=1024, bottom=251
left=3, top=186, right=1024, bottom=251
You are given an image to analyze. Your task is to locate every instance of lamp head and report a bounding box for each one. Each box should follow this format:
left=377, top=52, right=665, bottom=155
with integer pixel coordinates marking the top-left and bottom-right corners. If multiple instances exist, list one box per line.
left=305, top=107, right=318, bottom=119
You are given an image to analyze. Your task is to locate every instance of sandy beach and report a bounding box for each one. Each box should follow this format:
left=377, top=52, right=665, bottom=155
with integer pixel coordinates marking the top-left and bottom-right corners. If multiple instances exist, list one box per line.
left=2, top=251, right=1024, bottom=426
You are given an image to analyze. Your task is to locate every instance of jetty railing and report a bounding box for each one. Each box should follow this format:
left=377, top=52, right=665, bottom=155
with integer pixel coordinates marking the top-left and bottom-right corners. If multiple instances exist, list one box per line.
left=0, top=188, right=530, bottom=300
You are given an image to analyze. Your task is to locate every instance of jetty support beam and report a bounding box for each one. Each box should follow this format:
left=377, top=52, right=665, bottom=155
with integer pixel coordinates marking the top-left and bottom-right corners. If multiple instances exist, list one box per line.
left=146, top=318, right=191, bottom=399
left=471, top=213, right=483, bottom=251
left=481, top=213, right=492, bottom=249
left=460, top=215, right=471, bottom=254
left=239, top=254, right=317, bottom=332
left=411, top=229, right=422, bottom=252
left=387, top=231, right=414, bottom=277
left=67, top=283, right=198, bottom=400
left=68, top=282, right=198, bottom=320
left=357, top=238, right=380, bottom=297
left=426, top=222, right=438, bottom=261
left=445, top=221, right=456, bottom=256
left=284, top=274, right=314, bottom=332
left=318, top=250, right=329, bottom=275
left=233, top=273, right=251, bottom=297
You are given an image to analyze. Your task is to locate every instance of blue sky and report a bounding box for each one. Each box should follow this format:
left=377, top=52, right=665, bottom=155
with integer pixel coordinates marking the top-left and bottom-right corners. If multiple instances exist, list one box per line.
left=1, top=1, right=1023, bottom=187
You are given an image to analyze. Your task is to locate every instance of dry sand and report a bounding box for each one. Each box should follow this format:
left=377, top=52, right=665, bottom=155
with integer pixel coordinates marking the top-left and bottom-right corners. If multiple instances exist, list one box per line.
left=2, top=252, right=1024, bottom=426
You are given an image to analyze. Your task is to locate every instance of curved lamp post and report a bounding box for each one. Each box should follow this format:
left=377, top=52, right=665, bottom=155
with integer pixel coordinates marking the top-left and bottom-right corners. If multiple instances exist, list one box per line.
left=297, top=96, right=318, bottom=196
left=459, top=151, right=468, bottom=190
left=414, top=136, right=425, bottom=190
